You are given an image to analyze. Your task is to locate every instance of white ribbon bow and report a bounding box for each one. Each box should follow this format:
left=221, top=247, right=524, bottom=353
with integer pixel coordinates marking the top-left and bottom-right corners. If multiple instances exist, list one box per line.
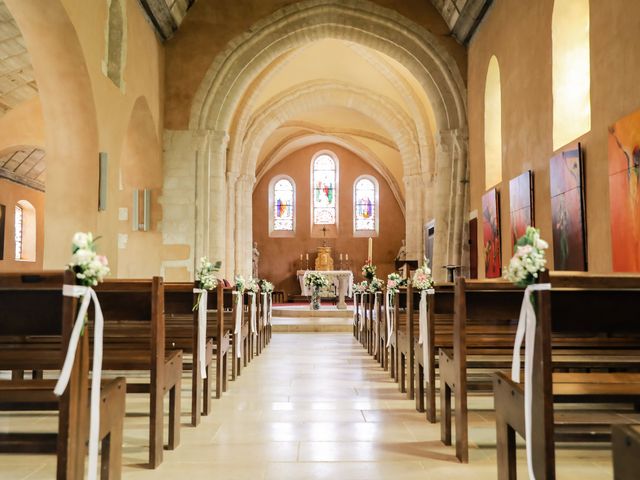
left=233, top=291, right=243, bottom=359
left=417, top=289, right=435, bottom=381
left=511, top=283, right=552, bottom=480
left=193, top=288, right=209, bottom=379
left=55, top=285, right=104, bottom=480
left=249, top=292, right=257, bottom=337
left=385, top=291, right=393, bottom=348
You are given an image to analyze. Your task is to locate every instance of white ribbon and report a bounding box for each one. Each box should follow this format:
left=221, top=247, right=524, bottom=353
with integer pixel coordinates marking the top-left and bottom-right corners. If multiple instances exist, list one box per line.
left=249, top=292, right=257, bottom=337
left=510, top=283, right=552, bottom=480
left=193, top=288, right=208, bottom=379
left=385, top=291, right=393, bottom=347
left=359, top=294, right=365, bottom=332
left=233, top=291, right=243, bottom=359
left=261, top=293, right=268, bottom=328
left=417, top=289, right=435, bottom=381
left=55, top=285, right=103, bottom=480
left=352, top=293, right=359, bottom=325
left=268, top=294, right=272, bottom=325
left=373, top=293, right=380, bottom=354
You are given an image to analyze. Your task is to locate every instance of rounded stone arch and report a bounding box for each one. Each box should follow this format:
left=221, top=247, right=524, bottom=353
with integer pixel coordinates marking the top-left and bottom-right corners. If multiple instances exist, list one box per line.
left=255, top=132, right=405, bottom=216
left=5, top=0, right=100, bottom=268
left=189, top=0, right=467, bottom=135
left=237, top=81, right=420, bottom=178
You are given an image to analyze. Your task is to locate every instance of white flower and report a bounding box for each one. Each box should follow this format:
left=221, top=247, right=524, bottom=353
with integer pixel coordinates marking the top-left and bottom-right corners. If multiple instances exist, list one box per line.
left=72, top=232, right=91, bottom=250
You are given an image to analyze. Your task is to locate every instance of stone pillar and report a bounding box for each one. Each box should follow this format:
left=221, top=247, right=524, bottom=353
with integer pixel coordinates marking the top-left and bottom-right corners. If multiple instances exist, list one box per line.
left=432, top=129, right=469, bottom=282
left=403, top=172, right=424, bottom=261
left=234, top=174, right=255, bottom=277
left=225, top=171, right=238, bottom=280
left=207, top=131, right=229, bottom=274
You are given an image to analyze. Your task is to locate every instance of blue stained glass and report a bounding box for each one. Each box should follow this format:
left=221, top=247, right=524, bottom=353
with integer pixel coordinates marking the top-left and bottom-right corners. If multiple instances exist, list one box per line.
left=273, top=179, right=294, bottom=231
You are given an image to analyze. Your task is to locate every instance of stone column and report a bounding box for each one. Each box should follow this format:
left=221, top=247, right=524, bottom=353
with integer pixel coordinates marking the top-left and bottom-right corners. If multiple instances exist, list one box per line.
left=234, top=174, right=255, bottom=277
left=225, top=171, right=238, bottom=280
left=207, top=131, right=229, bottom=273
left=403, top=172, right=424, bottom=261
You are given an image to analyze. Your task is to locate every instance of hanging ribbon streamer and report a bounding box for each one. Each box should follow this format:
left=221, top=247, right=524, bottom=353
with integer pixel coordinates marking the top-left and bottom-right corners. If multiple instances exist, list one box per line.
left=249, top=292, right=257, bottom=338
left=359, top=294, right=365, bottom=332
left=55, top=285, right=104, bottom=480
left=417, top=289, right=435, bottom=381
left=262, top=292, right=268, bottom=328
left=193, top=288, right=209, bottom=379
left=385, top=290, right=393, bottom=347
left=268, top=293, right=272, bottom=325
left=510, top=283, right=552, bottom=480
left=352, top=292, right=359, bottom=326
left=233, top=291, right=243, bottom=359
left=373, top=293, right=380, bottom=354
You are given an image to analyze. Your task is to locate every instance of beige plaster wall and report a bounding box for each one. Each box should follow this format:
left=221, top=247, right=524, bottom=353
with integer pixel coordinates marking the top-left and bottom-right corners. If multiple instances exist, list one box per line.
left=468, top=0, right=640, bottom=276
left=163, top=0, right=466, bottom=130
left=252, top=142, right=405, bottom=294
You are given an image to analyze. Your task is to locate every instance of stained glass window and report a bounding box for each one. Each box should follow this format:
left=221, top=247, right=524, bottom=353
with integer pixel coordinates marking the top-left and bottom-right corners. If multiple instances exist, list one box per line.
left=313, top=154, right=337, bottom=225
left=273, top=178, right=294, bottom=231
left=355, top=178, right=376, bottom=231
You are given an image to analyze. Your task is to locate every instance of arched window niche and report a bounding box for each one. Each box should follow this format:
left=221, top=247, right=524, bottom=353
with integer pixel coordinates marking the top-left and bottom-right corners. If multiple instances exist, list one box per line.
left=14, top=200, right=36, bottom=262
left=484, top=55, right=502, bottom=190
left=269, top=175, right=296, bottom=237
left=353, top=175, right=379, bottom=237
left=311, top=151, right=339, bottom=237
left=552, top=0, right=591, bottom=150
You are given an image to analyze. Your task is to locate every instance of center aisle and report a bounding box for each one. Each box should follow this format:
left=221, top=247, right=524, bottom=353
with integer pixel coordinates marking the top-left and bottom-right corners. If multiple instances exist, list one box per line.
left=125, top=333, right=610, bottom=479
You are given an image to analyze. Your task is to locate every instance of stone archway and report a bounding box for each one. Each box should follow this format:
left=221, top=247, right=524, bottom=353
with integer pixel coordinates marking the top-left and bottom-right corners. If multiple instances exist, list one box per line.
left=5, top=0, right=100, bottom=268
left=163, top=0, right=469, bottom=281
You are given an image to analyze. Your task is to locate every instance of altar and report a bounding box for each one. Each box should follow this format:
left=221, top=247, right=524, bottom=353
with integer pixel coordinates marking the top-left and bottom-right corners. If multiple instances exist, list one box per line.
left=297, top=270, right=354, bottom=310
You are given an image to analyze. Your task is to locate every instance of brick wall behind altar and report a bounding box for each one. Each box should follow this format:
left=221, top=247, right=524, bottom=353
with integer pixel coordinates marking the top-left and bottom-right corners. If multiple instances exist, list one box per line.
left=468, top=0, right=640, bottom=276
left=252, top=143, right=405, bottom=296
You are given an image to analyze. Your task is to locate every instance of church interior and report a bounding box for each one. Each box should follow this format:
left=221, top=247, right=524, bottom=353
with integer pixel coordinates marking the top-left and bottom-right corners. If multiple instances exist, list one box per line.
left=1, top=0, right=640, bottom=478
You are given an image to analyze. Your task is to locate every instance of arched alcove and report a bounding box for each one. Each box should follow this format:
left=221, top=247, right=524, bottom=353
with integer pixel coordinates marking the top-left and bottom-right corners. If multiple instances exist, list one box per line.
left=484, top=55, right=502, bottom=189
left=552, top=0, right=591, bottom=150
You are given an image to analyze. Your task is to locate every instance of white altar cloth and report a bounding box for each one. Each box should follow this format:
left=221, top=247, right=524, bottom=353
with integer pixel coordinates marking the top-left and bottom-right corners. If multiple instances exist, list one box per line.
left=297, top=270, right=354, bottom=298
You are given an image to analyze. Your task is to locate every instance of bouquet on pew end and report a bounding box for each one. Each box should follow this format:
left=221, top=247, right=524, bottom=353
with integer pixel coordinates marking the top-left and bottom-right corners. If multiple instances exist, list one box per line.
left=67, top=232, right=110, bottom=287
left=353, top=281, right=368, bottom=294
left=504, top=226, right=548, bottom=288
left=193, top=256, right=221, bottom=310
left=362, top=261, right=376, bottom=281
left=235, top=275, right=246, bottom=293
left=412, top=259, right=434, bottom=291
left=386, top=273, right=406, bottom=295
left=368, top=276, right=384, bottom=293
left=259, top=280, right=274, bottom=293
left=245, top=277, right=259, bottom=293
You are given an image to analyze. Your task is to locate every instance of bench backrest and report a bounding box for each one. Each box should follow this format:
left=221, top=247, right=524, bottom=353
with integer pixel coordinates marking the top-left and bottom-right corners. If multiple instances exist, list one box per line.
left=0, top=270, right=87, bottom=477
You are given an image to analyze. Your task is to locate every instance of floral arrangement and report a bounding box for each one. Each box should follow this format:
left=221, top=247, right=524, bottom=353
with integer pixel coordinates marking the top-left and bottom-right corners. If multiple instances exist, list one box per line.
left=305, top=272, right=329, bottom=290
left=234, top=275, right=246, bottom=293
left=386, top=272, right=407, bottom=295
left=195, top=257, right=221, bottom=291
left=259, top=279, right=274, bottom=293
left=368, top=276, right=384, bottom=293
left=504, top=226, right=549, bottom=287
left=67, top=232, right=110, bottom=287
left=362, top=261, right=376, bottom=281
left=412, top=259, right=434, bottom=291
left=245, top=277, right=260, bottom=293
left=353, top=280, right=369, bottom=294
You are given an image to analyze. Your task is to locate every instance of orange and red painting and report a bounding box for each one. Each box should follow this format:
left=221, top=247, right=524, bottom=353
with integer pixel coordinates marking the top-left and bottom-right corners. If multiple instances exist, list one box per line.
left=609, top=111, right=640, bottom=272
left=509, top=171, right=534, bottom=250
left=550, top=145, right=587, bottom=271
left=482, top=188, right=502, bottom=278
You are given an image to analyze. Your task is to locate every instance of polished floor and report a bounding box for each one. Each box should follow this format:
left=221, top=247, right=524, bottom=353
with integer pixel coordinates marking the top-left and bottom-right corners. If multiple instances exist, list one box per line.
left=0, top=333, right=619, bottom=479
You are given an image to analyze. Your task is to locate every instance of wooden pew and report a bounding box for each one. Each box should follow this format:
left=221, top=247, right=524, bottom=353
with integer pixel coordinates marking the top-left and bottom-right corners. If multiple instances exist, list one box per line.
left=612, top=424, right=640, bottom=480
left=395, top=286, right=414, bottom=397
left=413, top=283, right=454, bottom=421
left=164, top=282, right=230, bottom=426
left=96, top=277, right=183, bottom=468
left=0, top=271, right=126, bottom=479
left=493, top=273, right=640, bottom=479
left=231, top=291, right=247, bottom=379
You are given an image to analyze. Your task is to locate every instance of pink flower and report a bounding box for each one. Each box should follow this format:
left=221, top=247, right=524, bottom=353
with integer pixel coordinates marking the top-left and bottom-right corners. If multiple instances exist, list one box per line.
left=97, top=255, right=109, bottom=266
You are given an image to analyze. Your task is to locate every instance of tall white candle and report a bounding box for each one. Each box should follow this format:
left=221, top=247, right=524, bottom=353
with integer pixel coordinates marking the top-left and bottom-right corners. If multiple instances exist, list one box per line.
left=368, top=237, right=372, bottom=261
left=346, top=253, right=349, bottom=261
left=306, top=253, right=309, bottom=261
left=340, top=253, right=343, bottom=261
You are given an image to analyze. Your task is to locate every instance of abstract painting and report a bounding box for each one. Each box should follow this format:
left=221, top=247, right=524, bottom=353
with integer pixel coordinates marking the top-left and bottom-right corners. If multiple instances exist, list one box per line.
left=609, top=111, right=640, bottom=271
left=509, top=171, right=534, bottom=249
left=550, top=144, right=587, bottom=271
left=482, top=188, right=502, bottom=278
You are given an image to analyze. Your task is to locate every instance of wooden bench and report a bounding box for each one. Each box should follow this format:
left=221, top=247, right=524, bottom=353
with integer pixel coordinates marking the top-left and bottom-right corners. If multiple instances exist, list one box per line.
left=395, top=286, right=414, bottom=397
left=164, top=282, right=230, bottom=426
left=413, top=283, right=454, bottom=421
left=231, top=290, right=248, bottom=379
left=0, top=270, right=126, bottom=479
left=612, top=424, right=640, bottom=480
left=493, top=272, right=640, bottom=479
left=95, top=277, right=183, bottom=468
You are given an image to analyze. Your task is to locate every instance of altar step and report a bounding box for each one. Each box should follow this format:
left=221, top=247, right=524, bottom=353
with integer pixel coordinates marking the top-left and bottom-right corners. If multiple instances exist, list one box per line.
left=272, top=305, right=354, bottom=332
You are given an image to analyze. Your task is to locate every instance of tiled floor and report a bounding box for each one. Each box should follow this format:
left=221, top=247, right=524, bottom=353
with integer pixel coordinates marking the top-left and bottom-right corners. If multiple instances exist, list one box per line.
left=0, top=333, right=618, bottom=479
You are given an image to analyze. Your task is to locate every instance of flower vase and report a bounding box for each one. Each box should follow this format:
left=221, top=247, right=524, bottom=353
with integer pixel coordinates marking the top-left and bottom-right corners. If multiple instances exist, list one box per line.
left=311, top=289, right=321, bottom=310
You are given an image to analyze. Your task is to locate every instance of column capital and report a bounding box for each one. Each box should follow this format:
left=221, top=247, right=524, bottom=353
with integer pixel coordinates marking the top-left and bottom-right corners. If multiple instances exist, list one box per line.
left=192, top=129, right=230, bottom=152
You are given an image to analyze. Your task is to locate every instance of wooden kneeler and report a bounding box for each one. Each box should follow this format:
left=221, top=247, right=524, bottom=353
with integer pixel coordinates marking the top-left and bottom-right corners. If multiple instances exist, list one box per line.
left=0, top=271, right=126, bottom=479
